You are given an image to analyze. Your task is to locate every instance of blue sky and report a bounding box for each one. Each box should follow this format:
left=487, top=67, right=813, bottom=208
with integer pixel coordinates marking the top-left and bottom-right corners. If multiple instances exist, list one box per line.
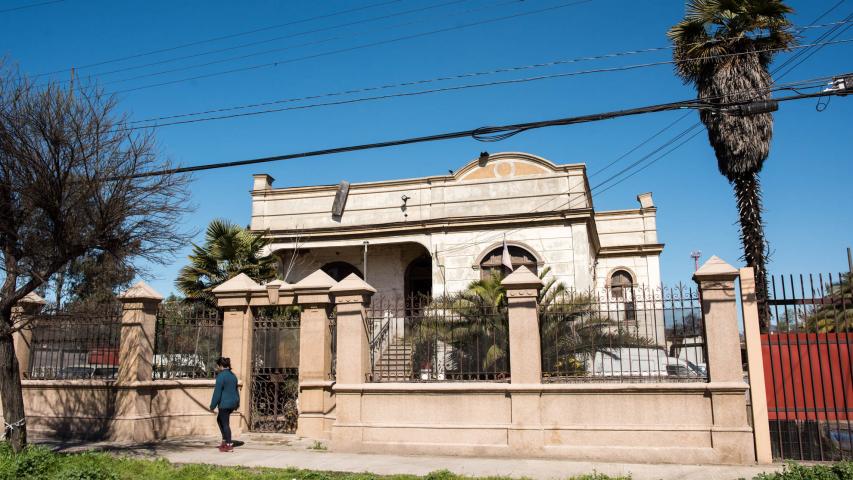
left=2, top=0, right=851, bottom=296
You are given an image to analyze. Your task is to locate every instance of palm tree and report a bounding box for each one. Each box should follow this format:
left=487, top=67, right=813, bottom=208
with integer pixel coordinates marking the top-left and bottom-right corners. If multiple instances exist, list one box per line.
left=805, top=273, right=853, bottom=333
left=668, top=0, right=795, bottom=328
left=176, top=219, right=277, bottom=305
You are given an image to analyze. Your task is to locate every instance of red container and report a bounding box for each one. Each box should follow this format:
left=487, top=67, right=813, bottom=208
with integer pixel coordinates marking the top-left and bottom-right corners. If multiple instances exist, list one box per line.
left=762, top=333, right=852, bottom=421
left=88, top=347, right=119, bottom=366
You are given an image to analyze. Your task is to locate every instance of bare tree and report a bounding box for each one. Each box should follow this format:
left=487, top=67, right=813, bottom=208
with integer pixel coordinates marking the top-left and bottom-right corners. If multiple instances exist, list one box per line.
left=280, top=227, right=315, bottom=283
left=0, top=66, right=191, bottom=451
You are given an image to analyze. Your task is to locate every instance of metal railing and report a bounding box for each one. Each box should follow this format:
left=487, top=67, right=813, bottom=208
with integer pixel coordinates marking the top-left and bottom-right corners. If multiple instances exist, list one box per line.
left=367, top=295, right=509, bottom=382
left=153, top=302, right=223, bottom=380
left=540, top=285, right=707, bottom=383
left=763, top=272, right=852, bottom=461
left=27, top=303, right=122, bottom=380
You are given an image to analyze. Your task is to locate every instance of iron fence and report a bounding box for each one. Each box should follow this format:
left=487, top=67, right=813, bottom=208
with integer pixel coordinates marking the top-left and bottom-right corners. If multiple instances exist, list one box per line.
left=540, top=285, right=707, bottom=383
left=249, top=306, right=300, bottom=433
left=153, top=302, right=223, bottom=380
left=27, top=303, right=122, bottom=380
left=762, top=272, right=852, bottom=461
left=367, top=295, right=509, bottom=382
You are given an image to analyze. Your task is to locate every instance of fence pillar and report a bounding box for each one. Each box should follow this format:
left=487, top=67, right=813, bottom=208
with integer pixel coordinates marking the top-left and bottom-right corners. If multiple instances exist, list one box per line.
left=502, top=266, right=544, bottom=456
left=213, top=273, right=264, bottom=434
left=329, top=274, right=375, bottom=450
left=503, top=266, right=543, bottom=384
left=694, top=256, right=756, bottom=463
left=12, top=292, right=46, bottom=379
left=114, top=281, right=162, bottom=442
left=740, top=267, right=773, bottom=464
left=293, top=269, right=337, bottom=440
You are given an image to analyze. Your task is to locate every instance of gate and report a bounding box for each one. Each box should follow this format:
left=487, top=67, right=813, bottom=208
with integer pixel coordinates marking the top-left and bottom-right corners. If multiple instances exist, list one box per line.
left=249, top=307, right=300, bottom=433
left=762, top=272, right=852, bottom=461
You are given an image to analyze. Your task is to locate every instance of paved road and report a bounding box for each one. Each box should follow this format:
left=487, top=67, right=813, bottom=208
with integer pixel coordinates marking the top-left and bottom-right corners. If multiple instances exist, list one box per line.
left=47, top=435, right=786, bottom=480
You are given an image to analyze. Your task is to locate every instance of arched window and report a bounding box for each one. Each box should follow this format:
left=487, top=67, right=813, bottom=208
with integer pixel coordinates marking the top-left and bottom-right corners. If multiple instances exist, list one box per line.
left=479, top=245, right=537, bottom=280
left=610, top=270, right=633, bottom=299
left=321, top=262, right=362, bottom=282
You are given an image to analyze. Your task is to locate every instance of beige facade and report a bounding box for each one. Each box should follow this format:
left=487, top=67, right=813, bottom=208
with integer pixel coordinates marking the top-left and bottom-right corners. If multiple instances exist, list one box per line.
left=250, top=152, right=663, bottom=296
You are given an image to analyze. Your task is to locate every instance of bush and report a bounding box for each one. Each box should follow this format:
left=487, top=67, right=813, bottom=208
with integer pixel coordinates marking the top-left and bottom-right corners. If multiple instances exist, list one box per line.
left=755, top=462, right=853, bottom=480
left=0, top=444, right=57, bottom=479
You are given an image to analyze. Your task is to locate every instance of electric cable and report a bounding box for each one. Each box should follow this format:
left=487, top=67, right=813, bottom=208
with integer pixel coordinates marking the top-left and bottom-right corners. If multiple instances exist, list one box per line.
left=108, top=0, right=596, bottom=94
left=32, top=0, right=405, bottom=77
left=112, top=40, right=851, bottom=132
left=43, top=0, right=475, bottom=86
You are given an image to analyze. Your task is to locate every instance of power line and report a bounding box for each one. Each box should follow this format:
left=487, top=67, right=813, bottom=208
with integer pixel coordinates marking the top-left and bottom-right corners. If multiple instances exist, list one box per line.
left=45, top=0, right=475, bottom=86
left=0, top=0, right=62, bottom=14
left=436, top=5, right=853, bottom=256
left=589, top=3, right=851, bottom=190
left=60, top=9, right=853, bottom=90
left=109, top=0, right=596, bottom=94
left=106, top=78, right=845, bottom=181
left=112, top=39, right=852, bottom=132
left=32, top=0, right=405, bottom=77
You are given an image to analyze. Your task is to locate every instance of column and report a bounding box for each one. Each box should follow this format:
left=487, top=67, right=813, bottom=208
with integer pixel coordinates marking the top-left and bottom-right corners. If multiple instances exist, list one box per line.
left=501, top=266, right=544, bottom=455
left=693, top=256, right=755, bottom=463
left=114, top=281, right=162, bottom=442
left=329, top=274, right=375, bottom=450
left=213, top=272, right=264, bottom=434
left=12, top=292, right=46, bottom=379
left=293, top=269, right=337, bottom=439
left=740, top=267, right=773, bottom=464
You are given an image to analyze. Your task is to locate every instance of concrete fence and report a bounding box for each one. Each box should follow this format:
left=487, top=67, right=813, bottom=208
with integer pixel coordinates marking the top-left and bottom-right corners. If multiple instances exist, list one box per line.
left=4, top=256, right=772, bottom=465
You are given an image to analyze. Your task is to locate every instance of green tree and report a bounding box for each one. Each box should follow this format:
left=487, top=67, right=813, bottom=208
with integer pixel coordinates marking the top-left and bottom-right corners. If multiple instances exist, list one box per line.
left=176, top=219, right=277, bottom=305
left=668, top=0, right=796, bottom=329
left=805, top=273, right=853, bottom=333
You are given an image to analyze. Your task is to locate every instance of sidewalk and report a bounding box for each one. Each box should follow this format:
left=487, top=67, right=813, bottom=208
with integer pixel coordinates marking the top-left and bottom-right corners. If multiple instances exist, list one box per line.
left=45, top=435, right=786, bottom=480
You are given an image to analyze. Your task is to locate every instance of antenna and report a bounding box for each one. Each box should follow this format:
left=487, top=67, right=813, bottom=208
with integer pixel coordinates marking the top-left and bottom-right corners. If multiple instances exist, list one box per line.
left=690, top=250, right=702, bottom=272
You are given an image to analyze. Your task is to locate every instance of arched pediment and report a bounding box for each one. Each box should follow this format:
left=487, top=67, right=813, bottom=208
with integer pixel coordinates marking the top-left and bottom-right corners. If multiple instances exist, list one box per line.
left=454, top=152, right=559, bottom=182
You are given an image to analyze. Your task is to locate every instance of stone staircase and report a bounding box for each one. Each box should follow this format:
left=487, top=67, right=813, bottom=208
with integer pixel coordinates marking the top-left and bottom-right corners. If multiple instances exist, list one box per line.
left=374, top=338, right=414, bottom=382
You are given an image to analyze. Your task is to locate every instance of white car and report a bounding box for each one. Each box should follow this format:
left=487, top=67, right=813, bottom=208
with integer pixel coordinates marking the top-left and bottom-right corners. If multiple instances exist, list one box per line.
left=588, top=347, right=705, bottom=378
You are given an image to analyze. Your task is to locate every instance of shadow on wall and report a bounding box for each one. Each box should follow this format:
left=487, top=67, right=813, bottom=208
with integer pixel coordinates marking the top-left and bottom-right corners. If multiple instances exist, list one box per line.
left=33, top=383, right=118, bottom=441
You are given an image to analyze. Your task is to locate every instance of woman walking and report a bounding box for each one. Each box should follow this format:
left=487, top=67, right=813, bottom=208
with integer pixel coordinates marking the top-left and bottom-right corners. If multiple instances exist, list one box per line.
left=210, top=357, right=239, bottom=452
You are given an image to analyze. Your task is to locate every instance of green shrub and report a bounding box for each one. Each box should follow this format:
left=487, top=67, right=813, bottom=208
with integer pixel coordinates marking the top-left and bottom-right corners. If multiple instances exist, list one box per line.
left=0, top=445, right=57, bottom=479
left=754, top=462, right=853, bottom=480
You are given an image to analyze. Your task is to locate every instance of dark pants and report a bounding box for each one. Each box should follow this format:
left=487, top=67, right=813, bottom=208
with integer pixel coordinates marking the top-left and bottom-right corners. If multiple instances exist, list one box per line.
left=216, top=408, right=234, bottom=444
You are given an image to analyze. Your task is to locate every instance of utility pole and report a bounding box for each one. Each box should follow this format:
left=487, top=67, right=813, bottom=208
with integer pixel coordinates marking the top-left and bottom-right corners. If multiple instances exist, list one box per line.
left=690, top=250, right=702, bottom=272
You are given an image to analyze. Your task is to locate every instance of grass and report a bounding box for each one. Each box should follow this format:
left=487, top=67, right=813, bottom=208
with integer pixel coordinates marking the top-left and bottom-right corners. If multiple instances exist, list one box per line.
left=0, top=444, right=629, bottom=480
left=3, top=443, right=853, bottom=480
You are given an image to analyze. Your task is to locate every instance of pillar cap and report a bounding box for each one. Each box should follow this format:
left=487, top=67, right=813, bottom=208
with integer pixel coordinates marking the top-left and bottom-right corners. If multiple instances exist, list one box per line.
left=501, top=266, right=543, bottom=290
left=292, top=269, right=337, bottom=291
left=265, top=279, right=294, bottom=291
left=212, top=273, right=263, bottom=294
left=330, top=273, right=376, bottom=296
left=118, top=281, right=163, bottom=301
left=19, top=291, right=47, bottom=305
left=693, top=256, right=739, bottom=282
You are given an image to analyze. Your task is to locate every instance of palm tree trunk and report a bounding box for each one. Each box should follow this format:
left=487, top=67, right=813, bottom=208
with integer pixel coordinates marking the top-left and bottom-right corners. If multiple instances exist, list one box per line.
left=731, top=172, right=770, bottom=330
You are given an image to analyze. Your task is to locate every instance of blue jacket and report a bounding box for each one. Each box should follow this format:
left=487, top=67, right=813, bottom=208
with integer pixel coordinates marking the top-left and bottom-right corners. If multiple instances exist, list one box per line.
left=210, top=369, right=240, bottom=410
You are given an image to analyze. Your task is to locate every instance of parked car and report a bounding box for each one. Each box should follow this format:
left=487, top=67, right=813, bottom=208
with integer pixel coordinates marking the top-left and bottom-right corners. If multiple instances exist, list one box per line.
left=152, top=353, right=208, bottom=379
left=588, top=347, right=704, bottom=378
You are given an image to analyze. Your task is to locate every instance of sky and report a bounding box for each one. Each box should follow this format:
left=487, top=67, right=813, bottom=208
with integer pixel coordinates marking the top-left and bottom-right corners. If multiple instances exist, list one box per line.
left=2, top=0, right=851, bottom=297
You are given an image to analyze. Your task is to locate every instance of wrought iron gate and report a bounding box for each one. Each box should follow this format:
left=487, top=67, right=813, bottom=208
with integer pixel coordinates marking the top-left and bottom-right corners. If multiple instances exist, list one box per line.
left=250, top=307, right=300, bottom=433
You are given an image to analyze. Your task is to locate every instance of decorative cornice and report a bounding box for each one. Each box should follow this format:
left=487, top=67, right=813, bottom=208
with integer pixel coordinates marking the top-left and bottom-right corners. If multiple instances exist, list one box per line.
left=598, top=244, right=665, bottom=257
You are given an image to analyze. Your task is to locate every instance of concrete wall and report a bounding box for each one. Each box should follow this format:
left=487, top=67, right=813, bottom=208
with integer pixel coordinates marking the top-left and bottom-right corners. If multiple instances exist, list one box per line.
left=331, top=383, right=753, bottom=464
left=18, top=380, right=222, bottom=441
